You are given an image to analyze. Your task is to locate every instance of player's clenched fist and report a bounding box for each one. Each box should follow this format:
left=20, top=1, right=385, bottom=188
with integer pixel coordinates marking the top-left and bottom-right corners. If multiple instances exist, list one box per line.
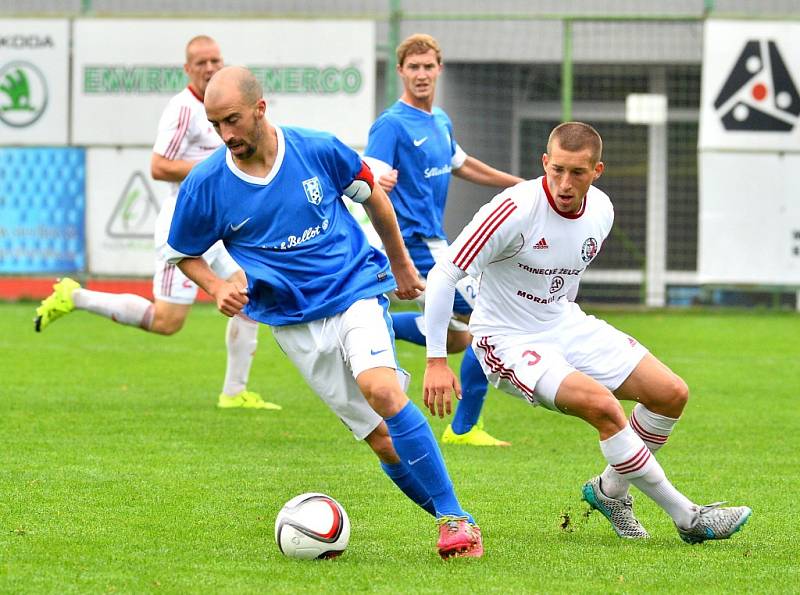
left=214, top=282, right=249, bottom=317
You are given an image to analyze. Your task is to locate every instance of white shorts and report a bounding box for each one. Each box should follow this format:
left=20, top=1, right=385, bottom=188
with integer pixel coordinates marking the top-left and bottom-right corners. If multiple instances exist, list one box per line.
left=473, top=307, right=648, bottom=411
left=153, top=241, right=240, bottom=304
left=271, top=296, right=409, bottom=440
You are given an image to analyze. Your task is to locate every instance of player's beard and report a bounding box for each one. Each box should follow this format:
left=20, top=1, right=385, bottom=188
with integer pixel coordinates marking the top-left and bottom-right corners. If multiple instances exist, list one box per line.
left=233, top=141, right=256, bottom=160
left=230, top=115, right=262, bottom=160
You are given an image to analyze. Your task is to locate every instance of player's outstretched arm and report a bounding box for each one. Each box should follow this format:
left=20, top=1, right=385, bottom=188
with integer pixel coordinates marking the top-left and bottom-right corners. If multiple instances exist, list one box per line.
left=362, top=184, right=424, bottom=300
left=453, top=155, right=524, bottom=189
left=175, top=256, right=248, bottom=317
left=422, top=261, right=467, bottom=417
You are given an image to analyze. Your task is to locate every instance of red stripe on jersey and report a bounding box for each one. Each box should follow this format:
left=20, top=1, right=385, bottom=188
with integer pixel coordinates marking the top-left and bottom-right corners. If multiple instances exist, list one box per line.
left=630, top=412, right=668, bottom=445
left=187, top=85, right=203, bottom=102
left=541, top=176, right=587, bottom=219
left=477, top=337, right=536, bottom=403
left=453, top=198, right=516, bottom=270
left=165, top=106, right=191, bottom=160
left=612, top=446, right=651, bottom=474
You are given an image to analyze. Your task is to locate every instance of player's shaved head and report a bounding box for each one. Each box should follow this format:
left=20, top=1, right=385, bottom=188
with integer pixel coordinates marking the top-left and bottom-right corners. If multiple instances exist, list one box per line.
left=206, top=66, right=262, bottom=106
left=185, top=35, right=218, bottom=62
left=547, top=122, right=603, bottom=164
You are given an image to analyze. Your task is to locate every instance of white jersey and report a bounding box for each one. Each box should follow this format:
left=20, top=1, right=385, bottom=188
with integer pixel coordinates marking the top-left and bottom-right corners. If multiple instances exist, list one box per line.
left=446, top=176, right=614, bottom=336
left=152, top=86, right=222, bottom=247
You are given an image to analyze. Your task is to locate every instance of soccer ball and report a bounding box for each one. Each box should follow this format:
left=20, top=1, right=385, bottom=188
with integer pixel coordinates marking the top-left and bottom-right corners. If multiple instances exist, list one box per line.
left=274, top=493, right=350, bottom=560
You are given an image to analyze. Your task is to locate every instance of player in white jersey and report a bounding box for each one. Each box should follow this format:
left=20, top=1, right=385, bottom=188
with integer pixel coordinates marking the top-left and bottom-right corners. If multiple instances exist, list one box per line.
left=422, top=122, right=751, bottom=544
left=34, top=36, right=278, bottom=411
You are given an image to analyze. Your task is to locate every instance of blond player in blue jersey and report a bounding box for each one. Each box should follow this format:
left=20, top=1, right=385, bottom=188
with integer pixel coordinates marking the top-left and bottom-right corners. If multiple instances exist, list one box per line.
left=364, top=33, right=523, bottom=447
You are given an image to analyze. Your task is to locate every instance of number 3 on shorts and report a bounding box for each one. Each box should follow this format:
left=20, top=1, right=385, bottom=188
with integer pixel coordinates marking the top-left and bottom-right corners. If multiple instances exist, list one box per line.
left=522, top=350, right=541, bottom=366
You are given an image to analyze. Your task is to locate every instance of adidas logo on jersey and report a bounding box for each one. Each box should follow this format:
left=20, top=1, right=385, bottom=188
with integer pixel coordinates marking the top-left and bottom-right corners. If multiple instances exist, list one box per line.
left=533, top=237, right=549, bottom=249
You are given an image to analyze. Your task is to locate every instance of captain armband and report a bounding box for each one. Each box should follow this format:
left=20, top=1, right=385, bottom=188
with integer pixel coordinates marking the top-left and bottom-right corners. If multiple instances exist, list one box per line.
left=343, top=160, right=375, bottom=204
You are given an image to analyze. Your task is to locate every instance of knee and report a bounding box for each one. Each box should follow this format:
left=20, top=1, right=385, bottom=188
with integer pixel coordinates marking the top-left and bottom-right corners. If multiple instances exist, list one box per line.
left=665, top=374, right=690, bottom=412
left=151, top=318, right=184, bottom=335
left=579, top=391, right=627, bottom=434
left=592, top=394, right=627, bottom=425
left=445, top=329, right=470, bottom=353
left=361, top=379, right=406, bottom=418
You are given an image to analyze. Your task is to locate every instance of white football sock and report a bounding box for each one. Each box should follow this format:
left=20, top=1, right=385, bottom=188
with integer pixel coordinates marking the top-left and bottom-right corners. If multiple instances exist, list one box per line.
left=600, top=424, right=696, bottom=528
left=600, top=404, right=679, bottom=498
left=72, top=288, right=154, bottom=330
left=222, top=314, right=259, bottom=396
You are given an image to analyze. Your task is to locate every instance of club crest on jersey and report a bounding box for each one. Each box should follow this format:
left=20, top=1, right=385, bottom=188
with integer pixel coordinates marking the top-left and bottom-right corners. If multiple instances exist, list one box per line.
left=302, top=177, right=323, bottom=205
left=581, top=238, right=599, bottom=263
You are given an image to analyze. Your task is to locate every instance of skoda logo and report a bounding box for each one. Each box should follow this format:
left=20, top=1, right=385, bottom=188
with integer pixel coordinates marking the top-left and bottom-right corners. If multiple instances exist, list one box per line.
left=0, top=60, right=48, bottom=128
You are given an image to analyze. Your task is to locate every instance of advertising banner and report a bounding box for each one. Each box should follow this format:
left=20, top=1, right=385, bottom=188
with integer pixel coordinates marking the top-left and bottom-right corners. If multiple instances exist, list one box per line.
left=72, top=19, right=375, bottom=147
left=0, top=148, right=85, bottom=273
left=700, top=20, right=800, bottom=152
left=698, top=151, right=800, bottom=284
left=699, top=20, right=800, bottom=285
left=0, top=19, right=69, bottom=144
left=86, top=148, right=171, bottom=276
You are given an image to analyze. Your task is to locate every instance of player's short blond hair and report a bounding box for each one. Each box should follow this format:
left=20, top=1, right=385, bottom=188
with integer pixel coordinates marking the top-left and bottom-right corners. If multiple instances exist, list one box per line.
left=396, top=34, right=442, bottom=66
left=185, top=35, right=217, bottom=62
left=547, top=122, right=603, bottom=164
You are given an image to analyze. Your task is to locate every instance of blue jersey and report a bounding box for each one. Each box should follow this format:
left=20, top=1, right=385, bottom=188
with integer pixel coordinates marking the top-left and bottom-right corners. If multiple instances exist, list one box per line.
left=167, top=126, right=395, bottom=326
left=364, top=101, right=460, bottom=240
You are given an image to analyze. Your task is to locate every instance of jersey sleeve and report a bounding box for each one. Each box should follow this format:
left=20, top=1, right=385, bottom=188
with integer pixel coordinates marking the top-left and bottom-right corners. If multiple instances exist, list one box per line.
left=446, top=191, right=525, bottom=279
left=321, top=134, right=371, bottom=195
left=444, top=117, right=468, bottom=168
left=363, top=116, right=398, bottom=167
left=451, top=144, right=467, bottom=169
left=165, top=182, right=221, bottom=259
left=152, top=100, right=192, bottom=160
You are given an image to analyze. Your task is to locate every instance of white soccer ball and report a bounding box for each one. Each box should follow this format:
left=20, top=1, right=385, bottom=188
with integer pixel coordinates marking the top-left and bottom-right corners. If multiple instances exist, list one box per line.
left=274, top=493, right=350, bottom=560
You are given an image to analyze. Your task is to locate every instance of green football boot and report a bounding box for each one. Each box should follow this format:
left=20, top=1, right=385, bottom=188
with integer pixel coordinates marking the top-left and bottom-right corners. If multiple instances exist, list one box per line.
left=217, top=390, right=282, bottom=410
left=34, top=277, right=80, bottom=332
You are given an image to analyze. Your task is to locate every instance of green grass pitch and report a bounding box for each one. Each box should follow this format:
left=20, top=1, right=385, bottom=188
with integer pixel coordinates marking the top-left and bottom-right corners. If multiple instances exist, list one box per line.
left=1, top=302, right=798, bottom=593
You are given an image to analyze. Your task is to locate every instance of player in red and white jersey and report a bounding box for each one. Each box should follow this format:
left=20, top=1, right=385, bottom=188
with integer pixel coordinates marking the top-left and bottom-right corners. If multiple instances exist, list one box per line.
left=34, top=36, right=278, bottom=411
left=451, top=174, right=613, bottom=337
left=151, top=82, right=223, bottom=251
left=422, top=122, right=751, bottom=544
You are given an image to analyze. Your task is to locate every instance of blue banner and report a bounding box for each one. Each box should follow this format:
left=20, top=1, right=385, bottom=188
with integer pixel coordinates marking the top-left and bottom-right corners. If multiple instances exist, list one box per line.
left=0, top=147, right=85, bottom=273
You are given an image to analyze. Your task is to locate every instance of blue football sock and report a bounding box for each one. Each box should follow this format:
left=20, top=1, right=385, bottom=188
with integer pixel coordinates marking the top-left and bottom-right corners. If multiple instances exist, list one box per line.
left=390, top=312, right=426, bottom=346
left=385, top=401, right=473, bottom=522
left=380, top=461, right=435, bottom=516
left=451, top=345, right=489, bottom=435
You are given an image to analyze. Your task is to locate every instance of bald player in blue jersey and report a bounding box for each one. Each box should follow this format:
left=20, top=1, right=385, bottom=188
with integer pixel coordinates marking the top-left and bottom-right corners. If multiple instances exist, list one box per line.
left=364, top=33, right=524, bottom=447
left=165, top=66, right=483, bottom=559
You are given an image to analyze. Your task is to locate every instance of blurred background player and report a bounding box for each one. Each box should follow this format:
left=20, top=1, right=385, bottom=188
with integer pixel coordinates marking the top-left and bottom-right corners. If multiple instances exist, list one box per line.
left=363, top=33, right=523, bottom=446
left=165, top=66, right=482, bottom=558
left=34, top=35, right=278, bottom=411
left=422, top=121, right=751, bottom=543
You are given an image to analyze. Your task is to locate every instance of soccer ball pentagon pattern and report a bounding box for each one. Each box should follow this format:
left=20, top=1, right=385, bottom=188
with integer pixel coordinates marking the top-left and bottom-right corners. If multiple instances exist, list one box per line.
left=274, top=493, right=350, bottom=560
